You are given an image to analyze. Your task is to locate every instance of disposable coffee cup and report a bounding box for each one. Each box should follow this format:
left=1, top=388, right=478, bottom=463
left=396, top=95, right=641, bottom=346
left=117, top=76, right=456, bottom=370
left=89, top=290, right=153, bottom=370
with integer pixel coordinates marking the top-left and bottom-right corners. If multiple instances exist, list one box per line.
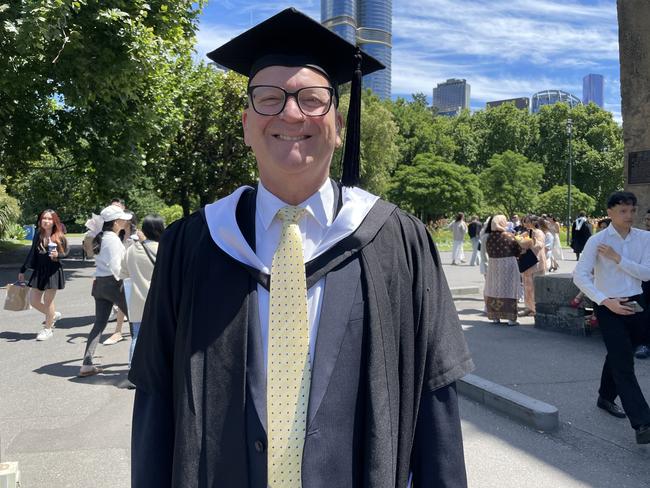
left=47, top=242, right=57, bottom=255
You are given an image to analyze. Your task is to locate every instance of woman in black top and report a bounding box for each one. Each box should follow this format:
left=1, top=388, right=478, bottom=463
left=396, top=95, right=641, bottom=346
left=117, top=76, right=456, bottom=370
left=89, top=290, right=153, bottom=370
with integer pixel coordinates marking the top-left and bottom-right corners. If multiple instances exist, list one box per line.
left=18, top=209, right=68, bottom=341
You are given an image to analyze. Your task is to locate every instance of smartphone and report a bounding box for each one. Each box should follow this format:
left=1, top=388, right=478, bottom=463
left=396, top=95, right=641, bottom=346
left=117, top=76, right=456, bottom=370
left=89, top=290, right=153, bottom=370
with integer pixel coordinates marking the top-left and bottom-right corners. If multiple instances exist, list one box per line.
left=625, top=301, right=645, bottom=313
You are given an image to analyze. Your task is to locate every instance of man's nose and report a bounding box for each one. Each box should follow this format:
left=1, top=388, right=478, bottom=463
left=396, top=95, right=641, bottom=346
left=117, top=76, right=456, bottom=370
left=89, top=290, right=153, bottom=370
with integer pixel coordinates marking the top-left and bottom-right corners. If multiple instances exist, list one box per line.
left=280, top=95, right=304, bottom=120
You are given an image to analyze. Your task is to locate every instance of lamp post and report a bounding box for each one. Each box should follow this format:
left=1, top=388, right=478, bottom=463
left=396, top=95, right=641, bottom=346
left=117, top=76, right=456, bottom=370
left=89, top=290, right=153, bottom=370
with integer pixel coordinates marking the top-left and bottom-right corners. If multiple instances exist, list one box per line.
left=566, top=118, right=573, bottom=245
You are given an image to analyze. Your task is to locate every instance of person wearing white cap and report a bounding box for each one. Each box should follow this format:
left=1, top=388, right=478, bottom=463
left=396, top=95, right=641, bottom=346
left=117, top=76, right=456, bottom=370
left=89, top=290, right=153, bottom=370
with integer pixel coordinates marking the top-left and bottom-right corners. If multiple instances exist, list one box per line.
left=78, top=204, right=132, bottom=377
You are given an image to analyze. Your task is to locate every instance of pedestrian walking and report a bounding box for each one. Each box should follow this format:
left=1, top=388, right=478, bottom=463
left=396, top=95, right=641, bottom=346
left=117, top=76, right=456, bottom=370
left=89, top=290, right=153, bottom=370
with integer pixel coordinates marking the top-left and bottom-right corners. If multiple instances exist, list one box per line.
left=479, top=216, right=492, bottom=277
left=18, top=209, right=68, bottom=340
left=468, top=215, right=482, bottom=266
left=571, top=211, right=592, bottom=260
left=573, top=191, right=650, bottom=444
left=78, top=204, right=132, bottom=377
left=129, top=8, right=473, bottom=487
left=119, top=214, right=164, bottom=367
left=549, top=216, right=564, bottom=265
left=519, top=215, right=546, bottom=317
left=484, top=215, right=523, bottom=326
left=449, top=212, right=468, bottom=265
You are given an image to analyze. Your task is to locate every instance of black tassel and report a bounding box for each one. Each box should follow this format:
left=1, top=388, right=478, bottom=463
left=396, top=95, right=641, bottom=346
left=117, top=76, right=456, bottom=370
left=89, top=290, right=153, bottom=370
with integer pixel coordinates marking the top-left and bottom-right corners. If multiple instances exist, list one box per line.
left=341, top=50, right=363, bottom=187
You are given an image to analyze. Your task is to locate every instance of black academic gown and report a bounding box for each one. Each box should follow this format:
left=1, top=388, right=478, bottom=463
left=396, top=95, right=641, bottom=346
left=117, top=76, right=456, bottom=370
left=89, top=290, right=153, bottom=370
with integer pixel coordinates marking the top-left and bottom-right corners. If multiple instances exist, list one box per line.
left=129, top=188, right=474, bottom=488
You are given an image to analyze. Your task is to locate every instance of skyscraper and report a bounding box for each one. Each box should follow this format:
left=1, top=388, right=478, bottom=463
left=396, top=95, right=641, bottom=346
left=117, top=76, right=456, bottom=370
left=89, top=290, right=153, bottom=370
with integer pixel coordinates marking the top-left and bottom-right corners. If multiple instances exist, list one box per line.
left=432, top=79, right=471, bottom=115
left=582, top=74, right=604, bottom=108
left=321, top=0, right=392, bottom=99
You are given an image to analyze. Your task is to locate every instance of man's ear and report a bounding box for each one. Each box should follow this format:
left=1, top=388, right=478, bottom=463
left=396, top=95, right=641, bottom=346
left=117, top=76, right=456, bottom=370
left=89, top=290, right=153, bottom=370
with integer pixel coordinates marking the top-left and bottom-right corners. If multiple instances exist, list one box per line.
left=335, top=111, right=344, bottom=148
left=242, top=110, right=251, bottom=147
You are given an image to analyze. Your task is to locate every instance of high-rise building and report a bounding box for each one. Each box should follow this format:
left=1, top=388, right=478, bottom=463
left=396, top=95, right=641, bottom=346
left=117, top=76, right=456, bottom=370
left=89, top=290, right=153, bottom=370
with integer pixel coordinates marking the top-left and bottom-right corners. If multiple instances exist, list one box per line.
left=486, top=97, right=530, bottom=111
left=321, top=0, right=392, bottom=99
left=582, top=74, right=604, bottom=108
left=531, top=90, right=581, bottom=113
left=321, top=0, right=357, bottom=44
left=432, top=79, right=471, bottom=115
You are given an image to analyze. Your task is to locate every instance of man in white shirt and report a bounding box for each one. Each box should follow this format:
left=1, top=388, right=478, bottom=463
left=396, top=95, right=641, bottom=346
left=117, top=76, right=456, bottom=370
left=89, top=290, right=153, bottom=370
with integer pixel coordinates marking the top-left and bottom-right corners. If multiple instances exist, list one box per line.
left=574, top=191, right=650, bottom=444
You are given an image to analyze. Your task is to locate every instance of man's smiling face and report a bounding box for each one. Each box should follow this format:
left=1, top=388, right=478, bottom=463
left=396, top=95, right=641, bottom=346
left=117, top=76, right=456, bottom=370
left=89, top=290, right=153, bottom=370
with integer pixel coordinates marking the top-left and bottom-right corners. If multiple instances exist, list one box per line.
left=242, top=66, right=342, bottom=195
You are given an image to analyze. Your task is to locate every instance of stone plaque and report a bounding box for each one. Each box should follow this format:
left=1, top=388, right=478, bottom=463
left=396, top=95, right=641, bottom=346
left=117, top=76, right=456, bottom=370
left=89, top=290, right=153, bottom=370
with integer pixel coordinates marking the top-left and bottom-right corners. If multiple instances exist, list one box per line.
left=628, top=150, right=650, bottom=184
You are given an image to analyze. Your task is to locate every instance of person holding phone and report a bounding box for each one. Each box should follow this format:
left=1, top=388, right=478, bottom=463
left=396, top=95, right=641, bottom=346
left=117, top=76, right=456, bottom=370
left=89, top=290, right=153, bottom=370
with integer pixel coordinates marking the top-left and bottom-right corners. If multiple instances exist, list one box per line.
left=573, top=191, right=650, bottom=444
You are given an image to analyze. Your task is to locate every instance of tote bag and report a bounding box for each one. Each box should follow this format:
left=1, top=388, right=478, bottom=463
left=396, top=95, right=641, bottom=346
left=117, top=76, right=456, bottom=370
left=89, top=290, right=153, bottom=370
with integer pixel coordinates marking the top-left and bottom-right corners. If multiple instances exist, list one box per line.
left=4, top=283, right=30, bottom=311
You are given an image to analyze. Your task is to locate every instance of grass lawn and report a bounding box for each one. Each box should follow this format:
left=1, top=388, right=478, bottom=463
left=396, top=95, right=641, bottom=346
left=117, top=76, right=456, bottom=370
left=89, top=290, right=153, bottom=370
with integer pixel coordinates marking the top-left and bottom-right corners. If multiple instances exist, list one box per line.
left=429, top=228, right=572, bottom=252
left=0, top=239, right=30, bottom=253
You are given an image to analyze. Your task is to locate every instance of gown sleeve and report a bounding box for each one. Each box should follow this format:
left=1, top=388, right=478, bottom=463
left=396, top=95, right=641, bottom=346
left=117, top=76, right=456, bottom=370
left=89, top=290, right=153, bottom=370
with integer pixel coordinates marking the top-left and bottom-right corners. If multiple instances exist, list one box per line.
left=129, top=220, right=186, bottom=487
left=406, top=215, right=473, bottom=487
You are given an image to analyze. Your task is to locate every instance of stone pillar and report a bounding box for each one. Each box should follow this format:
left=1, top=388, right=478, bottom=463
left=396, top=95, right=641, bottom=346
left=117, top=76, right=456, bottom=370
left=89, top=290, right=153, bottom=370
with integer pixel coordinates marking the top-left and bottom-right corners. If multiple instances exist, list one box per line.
left=617, top=0, right=650, bottom=227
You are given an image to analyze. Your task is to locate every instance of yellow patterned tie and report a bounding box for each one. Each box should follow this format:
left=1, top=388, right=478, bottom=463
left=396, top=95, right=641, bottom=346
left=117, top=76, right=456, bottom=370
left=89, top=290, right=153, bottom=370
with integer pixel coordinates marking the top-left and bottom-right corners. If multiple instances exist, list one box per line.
left=267, top=205, right=311, bottom=488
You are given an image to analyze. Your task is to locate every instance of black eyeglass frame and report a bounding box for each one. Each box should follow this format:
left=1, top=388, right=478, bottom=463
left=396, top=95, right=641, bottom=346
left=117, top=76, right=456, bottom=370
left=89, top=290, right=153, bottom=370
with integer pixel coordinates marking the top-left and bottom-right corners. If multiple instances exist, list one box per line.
left=247, top=85, right=335, bottom=117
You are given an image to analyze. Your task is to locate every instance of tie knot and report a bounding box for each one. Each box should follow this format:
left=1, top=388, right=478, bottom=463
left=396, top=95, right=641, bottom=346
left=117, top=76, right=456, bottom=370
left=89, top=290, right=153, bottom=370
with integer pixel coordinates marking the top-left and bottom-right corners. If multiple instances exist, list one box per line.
left=277, top=205, right=305, bottom=225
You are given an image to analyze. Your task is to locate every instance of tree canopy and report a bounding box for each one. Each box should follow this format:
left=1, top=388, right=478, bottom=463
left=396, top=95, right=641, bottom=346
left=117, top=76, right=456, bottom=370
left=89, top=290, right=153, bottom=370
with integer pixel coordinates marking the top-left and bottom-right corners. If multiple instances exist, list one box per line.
left=480, top=150, right=545, bottom=218
left=389, top=153, right=482, bottom=221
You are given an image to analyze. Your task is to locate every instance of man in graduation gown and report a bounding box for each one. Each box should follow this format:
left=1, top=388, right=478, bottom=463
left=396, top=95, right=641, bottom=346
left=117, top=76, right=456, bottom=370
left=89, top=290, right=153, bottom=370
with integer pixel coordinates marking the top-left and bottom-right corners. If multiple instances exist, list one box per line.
left=129, top=8, right=474, bottom=488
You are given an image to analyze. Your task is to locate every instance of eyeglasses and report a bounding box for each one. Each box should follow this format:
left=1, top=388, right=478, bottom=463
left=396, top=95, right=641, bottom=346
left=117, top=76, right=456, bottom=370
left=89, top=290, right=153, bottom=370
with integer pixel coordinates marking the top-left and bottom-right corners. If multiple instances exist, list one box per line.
left=247, top=85, right=334, bottom=117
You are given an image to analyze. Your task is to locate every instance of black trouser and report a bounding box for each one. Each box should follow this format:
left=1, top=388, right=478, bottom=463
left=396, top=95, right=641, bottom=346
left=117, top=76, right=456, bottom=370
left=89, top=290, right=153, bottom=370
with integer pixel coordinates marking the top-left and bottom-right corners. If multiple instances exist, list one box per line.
left=597, top=294, right=650, bottom=429
left=82, top=276, right=128, bottom=366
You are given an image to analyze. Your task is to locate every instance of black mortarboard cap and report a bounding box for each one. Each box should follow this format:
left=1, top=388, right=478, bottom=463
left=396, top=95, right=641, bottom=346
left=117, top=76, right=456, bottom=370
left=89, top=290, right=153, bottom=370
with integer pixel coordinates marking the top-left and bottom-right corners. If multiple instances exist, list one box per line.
left=207, top=7, right=385, bottom=187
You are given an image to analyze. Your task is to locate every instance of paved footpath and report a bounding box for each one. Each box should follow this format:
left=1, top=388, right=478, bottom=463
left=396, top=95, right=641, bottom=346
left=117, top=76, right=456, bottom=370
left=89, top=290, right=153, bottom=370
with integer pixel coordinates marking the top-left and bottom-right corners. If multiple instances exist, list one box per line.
left=1, top=241, right=650, bottom=487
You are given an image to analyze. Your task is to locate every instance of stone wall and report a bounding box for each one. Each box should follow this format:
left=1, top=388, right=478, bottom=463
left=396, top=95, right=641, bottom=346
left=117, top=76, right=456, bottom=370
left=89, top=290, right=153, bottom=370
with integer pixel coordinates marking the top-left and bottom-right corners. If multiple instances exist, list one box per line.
left=534, top=274, right=595, bottom=336
left=618, top=0, right=650, bottom=226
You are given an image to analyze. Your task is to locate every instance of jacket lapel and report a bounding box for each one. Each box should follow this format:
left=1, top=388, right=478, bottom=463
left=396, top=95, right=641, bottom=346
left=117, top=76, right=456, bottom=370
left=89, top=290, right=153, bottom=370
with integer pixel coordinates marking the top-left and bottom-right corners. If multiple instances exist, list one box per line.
left=246, top=287, right=267, bottom=433
left=307, top=257, right=361, bottom=427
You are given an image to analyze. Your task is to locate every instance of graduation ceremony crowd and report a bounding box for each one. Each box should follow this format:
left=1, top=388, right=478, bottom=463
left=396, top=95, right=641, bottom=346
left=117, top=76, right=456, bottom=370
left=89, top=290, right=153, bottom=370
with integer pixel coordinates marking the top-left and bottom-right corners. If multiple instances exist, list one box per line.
left=446, top=200, right=650, bottom=445
left=8, top=6, right=650, bottom=486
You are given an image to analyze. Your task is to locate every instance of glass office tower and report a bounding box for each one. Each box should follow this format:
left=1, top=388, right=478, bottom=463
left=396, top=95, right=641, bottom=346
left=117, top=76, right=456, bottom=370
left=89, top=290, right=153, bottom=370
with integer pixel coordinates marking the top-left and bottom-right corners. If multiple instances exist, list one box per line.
left=582, top=74, right=604, bottom=108
left=432, top=79, right=471, bottom=115
left=322, top=0, right=392, bottom=99
left=321, top=0, right=357, bottom=44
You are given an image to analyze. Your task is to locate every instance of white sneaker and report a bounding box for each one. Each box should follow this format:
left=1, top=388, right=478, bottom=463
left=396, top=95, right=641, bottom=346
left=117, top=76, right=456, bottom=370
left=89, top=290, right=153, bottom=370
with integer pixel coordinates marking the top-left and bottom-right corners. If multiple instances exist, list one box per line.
left=36, top=327, right=54, bottom=341
left=42, top=311, right=62, bottom=326
left=108, top=307, right=117, bottom=322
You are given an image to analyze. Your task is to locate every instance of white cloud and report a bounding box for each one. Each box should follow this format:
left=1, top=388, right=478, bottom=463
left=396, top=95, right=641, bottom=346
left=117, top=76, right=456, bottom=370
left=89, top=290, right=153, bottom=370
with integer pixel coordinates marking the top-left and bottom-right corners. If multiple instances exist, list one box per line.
left=393, top=0, right=619, bottom=65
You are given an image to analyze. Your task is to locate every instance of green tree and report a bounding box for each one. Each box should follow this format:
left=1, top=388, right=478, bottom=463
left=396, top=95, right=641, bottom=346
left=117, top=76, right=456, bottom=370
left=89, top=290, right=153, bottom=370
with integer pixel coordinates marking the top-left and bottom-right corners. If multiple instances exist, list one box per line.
left=472, top=103, right=537, bottom=171
left=480, top=150, right=544, bottom=217
left=389, top=153, right=482, bottom=221
left=389, top=95, right=455, bottom=167
left=448, top=109, right=479, bottom=169
left=533, top=103, right=623, bottom=213
left=153, top=66, right=256, bottom=216
left=1, top=1, right=205, bottom=208
left=536, top=185, right=596, bottom=220
left=0, top=184, right=20, bottom=239
left=331, top=89, right=399, bottom=196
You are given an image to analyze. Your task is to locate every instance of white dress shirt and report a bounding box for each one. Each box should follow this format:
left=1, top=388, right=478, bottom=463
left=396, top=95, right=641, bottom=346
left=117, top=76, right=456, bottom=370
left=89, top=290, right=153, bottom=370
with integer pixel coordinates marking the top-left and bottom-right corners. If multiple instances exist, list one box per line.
left=573, top=225, right=650, bottom=305
left=94, top=231, right=125, bottom=280
left=255, top=180, right=334, bottom=367
left=204, top=179, right=379, bottom=373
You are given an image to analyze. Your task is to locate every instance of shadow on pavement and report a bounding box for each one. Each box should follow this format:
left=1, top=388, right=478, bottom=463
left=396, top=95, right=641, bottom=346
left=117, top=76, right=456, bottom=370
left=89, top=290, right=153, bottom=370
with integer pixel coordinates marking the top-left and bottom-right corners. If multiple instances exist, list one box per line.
left=54, top=315, right=95, bottom=330
left=33, top=358, right=131, bottom=388
left=0, top=331, right=36, bottom=342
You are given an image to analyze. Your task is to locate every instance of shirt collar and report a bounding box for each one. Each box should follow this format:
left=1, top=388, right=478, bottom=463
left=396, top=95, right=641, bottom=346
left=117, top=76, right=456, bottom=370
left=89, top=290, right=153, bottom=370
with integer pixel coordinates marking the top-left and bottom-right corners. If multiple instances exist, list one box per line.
left=606, top=223, right=636, bottom=241
left=257, top=178, right=334, bottom=230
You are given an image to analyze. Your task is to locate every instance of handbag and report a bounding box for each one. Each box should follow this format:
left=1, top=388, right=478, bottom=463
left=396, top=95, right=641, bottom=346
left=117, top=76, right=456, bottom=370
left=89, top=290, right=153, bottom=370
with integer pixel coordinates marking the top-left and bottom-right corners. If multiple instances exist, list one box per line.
left=4, top=282, right=31, bottom=311
left=518, top=249, right=539, bottom=273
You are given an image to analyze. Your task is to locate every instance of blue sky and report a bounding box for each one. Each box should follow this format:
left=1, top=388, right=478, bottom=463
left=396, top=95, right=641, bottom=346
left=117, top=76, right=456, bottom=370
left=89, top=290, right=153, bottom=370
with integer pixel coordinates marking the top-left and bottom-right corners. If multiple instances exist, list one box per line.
left=195, top=0, right=621, bottom=120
